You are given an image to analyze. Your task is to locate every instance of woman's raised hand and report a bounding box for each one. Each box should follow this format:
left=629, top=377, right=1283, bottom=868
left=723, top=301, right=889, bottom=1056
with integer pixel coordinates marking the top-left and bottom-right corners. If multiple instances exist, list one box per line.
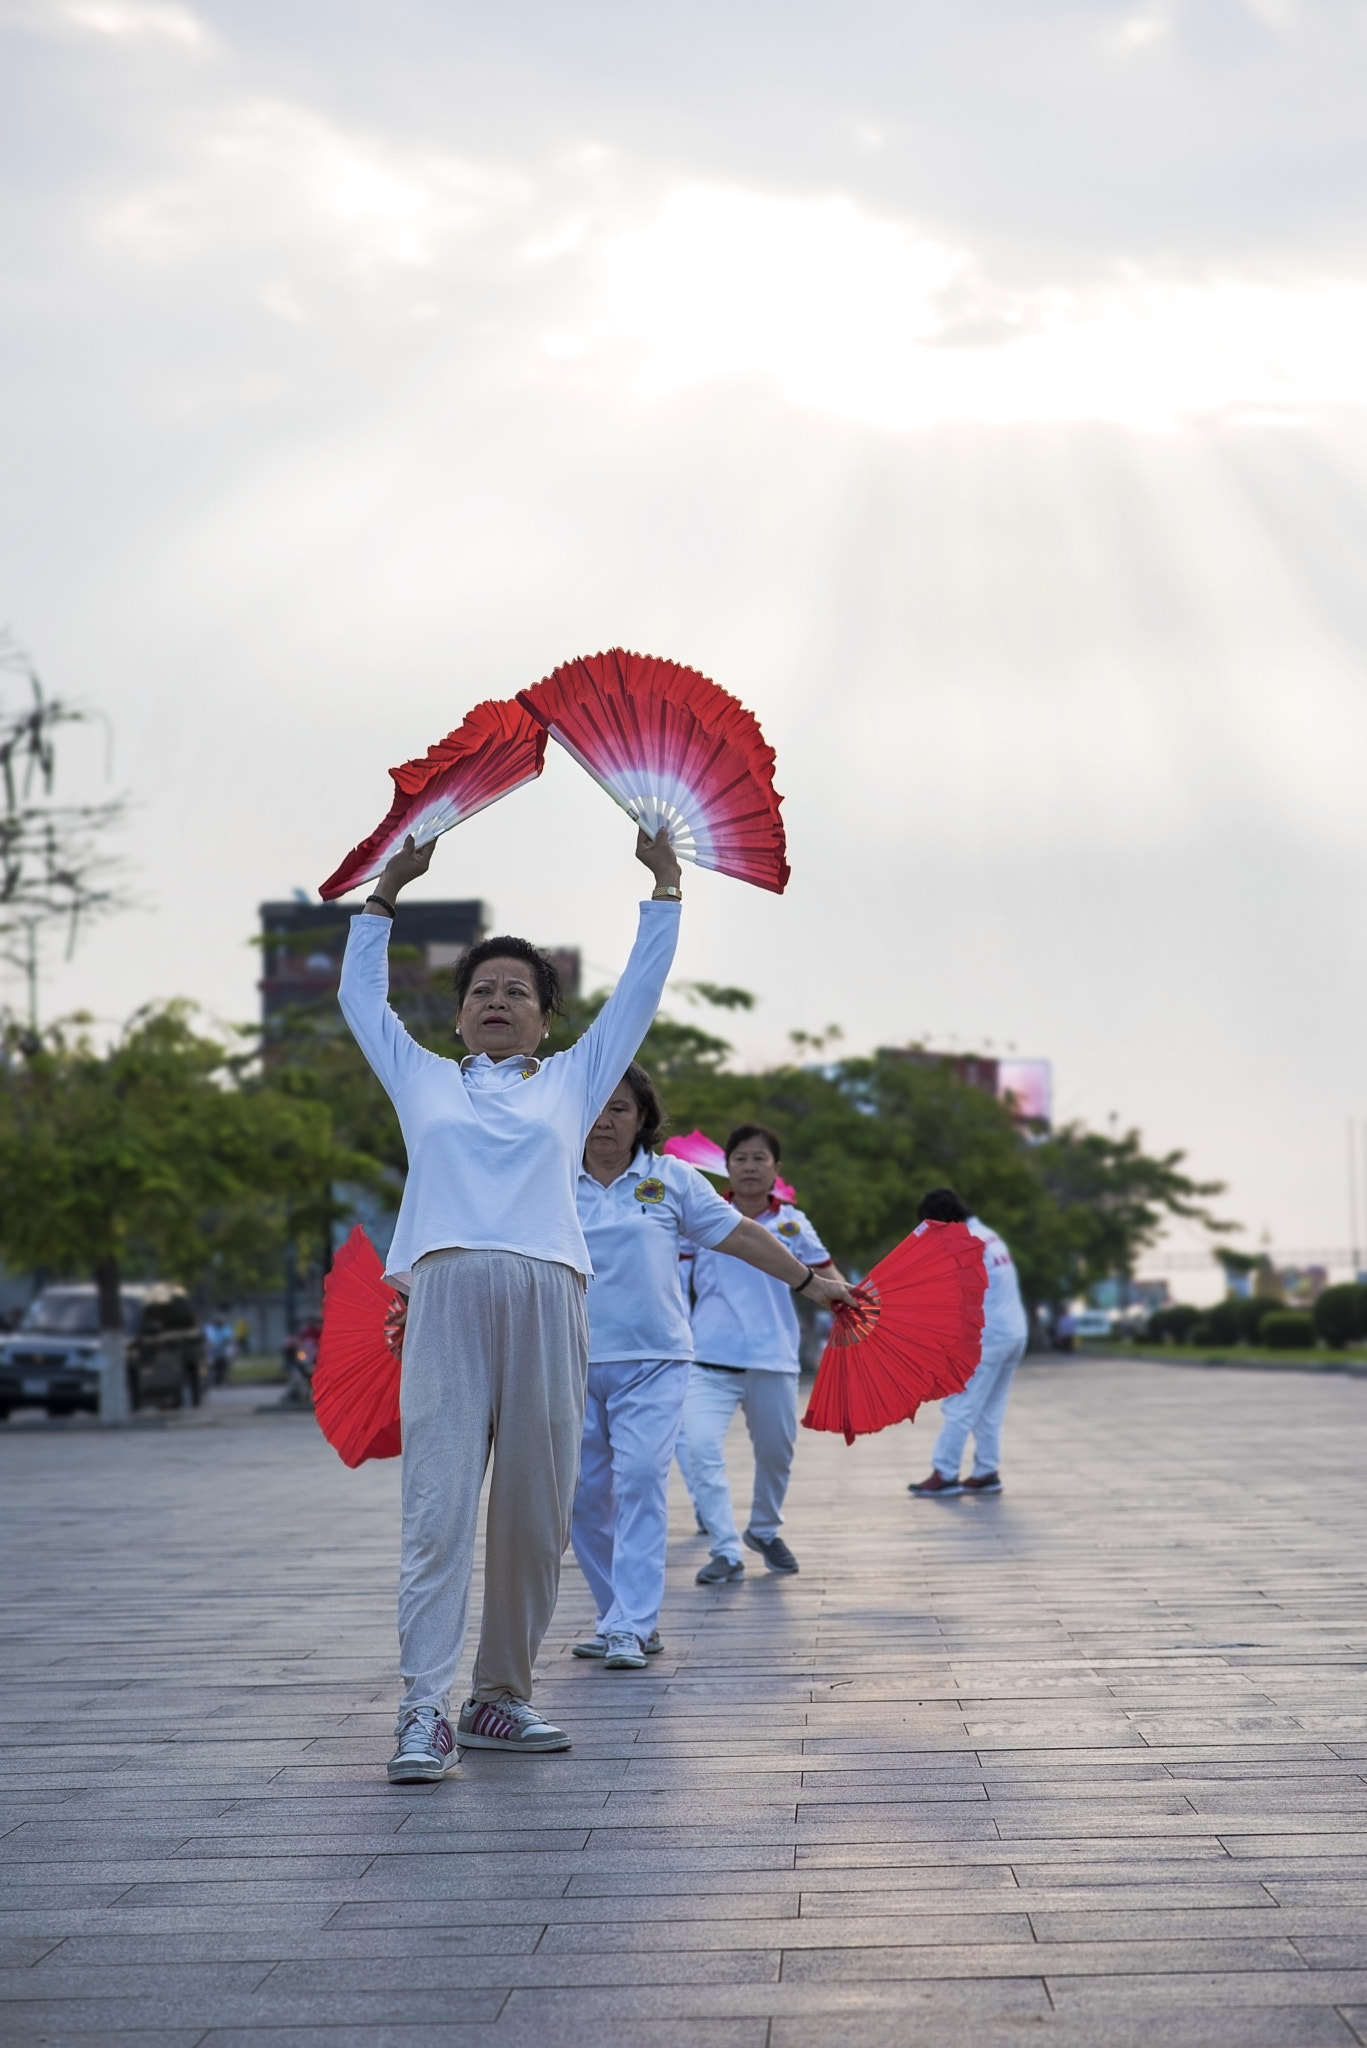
left=379, top=834, right=436, bottom=898
left=636, top=825, right=683, bottom=894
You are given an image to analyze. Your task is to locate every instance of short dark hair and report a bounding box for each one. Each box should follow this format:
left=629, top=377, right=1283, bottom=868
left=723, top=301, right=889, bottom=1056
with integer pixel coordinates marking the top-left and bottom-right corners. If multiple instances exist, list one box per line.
left=725, top=1122, right=782, bottom=1165
left=453, top=936, right=563, bottom=1020
left=618, top=1062, right=667, bottom=1154
left=918, top=1186, right=970, bottom=1224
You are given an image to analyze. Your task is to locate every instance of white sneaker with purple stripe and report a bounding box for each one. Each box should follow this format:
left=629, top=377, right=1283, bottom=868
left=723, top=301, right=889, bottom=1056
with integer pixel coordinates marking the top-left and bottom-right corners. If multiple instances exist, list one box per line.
left=387, top=1706, right=457, bottom=1783
left=456, top=1694, right=570, bottom=1752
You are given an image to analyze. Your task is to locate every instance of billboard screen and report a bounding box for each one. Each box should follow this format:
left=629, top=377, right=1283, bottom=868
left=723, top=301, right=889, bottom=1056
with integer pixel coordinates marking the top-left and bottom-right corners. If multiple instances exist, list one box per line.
left=997, top=1059, right=1052, bottom=1124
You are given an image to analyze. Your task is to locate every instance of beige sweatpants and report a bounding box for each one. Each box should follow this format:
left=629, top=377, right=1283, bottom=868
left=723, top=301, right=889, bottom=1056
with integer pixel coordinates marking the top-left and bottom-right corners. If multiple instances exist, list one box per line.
left=398, top=1247, right=588, bottom=1715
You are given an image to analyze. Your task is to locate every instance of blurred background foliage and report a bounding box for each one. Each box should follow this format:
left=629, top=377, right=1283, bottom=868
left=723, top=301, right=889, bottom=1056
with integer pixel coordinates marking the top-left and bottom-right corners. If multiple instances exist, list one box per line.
left=0, top=955, right=1229, bottom=1311
left=278, top=962, right=1230, bottom=1308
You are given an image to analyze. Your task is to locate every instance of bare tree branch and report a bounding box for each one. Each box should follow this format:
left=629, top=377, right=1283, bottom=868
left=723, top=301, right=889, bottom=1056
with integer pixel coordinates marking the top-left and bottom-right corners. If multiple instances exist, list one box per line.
left=0, top=632, right=131, bottom=1017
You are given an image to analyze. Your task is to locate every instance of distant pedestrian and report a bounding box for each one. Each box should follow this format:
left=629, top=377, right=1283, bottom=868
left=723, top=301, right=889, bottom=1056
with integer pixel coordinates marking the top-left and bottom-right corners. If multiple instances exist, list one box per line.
left=908, top=1187, right=1028, bottom=1498
left=281, top=1319, right=321, bottom=1407
left=205, top=1314, right=236, bottom=1387
left=680, top=1124, right=846, bottom=1581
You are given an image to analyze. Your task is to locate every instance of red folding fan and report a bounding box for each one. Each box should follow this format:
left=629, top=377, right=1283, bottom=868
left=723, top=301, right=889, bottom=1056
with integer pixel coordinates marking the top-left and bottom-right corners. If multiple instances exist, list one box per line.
left=312, top=1227, right=405, bottom=1467
left=517, top=649, right=790, bottom=894
left=802, top=1221, right=987, bottom=1445
left=319, top=698, right=547, bottom=900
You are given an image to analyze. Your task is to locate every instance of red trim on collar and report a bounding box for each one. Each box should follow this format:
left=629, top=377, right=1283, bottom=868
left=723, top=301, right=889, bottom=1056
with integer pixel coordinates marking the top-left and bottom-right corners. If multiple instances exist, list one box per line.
left=724, top=1191, right=783, bottom=1216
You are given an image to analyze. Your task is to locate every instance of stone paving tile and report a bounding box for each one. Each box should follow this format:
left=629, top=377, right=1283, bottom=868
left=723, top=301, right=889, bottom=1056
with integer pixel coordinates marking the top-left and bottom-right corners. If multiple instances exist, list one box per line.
left=202, top=2027, right=761, bottom=2048
left=3, top=1360, right=1367, bottom=2042
left=537, top=1909, right=1034, bottom=1951
left=0, top=2031, right=208, bottom=2048
left=771, top=2012, right=1357, bottom=2047
left=0, top=1959, right=277, bottom=1997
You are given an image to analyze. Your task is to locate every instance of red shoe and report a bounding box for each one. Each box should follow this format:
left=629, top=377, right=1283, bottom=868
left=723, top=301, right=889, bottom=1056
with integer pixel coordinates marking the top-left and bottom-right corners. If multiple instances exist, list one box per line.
left=907, top=1471, right=963, bottom=1496
left=962, top=1472, right=1002, bottom=1494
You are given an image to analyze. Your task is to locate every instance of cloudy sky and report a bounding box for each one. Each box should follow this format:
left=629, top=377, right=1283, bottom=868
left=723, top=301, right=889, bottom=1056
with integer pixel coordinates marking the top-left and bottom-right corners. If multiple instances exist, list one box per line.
left=4, top=0, right=1367, bottom=1278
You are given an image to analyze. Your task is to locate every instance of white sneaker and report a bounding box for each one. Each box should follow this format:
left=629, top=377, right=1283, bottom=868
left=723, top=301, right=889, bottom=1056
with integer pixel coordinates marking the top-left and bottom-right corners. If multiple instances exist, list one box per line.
left=603, top=1630, right=648, bottom=1670
left=387, top=1706, right=456, bottom=1783
left=456, top=1694, right=570, bottom=1752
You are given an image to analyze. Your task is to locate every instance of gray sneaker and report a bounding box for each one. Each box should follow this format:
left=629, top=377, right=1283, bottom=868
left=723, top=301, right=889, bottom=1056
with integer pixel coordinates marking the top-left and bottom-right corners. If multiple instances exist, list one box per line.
left=456, top=1694, right=570, bottom=1752
left=604, top=1629, right=648, bottom=1670
left=387, top=1707, right=457, bottom=1783
left=572, top=1629, right=663, bottom=1659
left=744, top=1530, right=799, bottom=1574
left=696, top=1555, right=745, bottom=1584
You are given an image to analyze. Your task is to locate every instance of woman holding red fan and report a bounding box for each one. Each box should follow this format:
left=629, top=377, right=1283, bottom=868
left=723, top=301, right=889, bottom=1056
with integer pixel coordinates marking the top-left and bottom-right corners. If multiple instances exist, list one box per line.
left=571, top=1069, right=853, bottom=1671
left=338, top=823, right=684, bottom=1783
left=682, top=1125, right=848, bottom=1582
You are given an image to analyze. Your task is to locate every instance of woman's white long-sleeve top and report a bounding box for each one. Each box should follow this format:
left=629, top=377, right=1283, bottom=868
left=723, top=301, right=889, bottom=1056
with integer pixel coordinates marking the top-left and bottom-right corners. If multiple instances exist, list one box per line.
left=337, top=900, right=680, bottom=1289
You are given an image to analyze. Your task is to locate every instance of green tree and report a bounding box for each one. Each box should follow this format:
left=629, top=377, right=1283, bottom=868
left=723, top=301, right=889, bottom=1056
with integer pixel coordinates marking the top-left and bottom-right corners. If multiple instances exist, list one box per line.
left=1031, top=1124, right=1231, bottom=1305
left=0, top=1002, right=373, bottom=1411
left=266, top=952, right=1231, bottom=1317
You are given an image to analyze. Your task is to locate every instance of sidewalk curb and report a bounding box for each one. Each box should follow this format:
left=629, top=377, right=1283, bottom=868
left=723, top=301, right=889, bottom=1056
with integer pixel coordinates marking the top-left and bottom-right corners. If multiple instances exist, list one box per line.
left=1094, top=1350, right=1367, bottom=1380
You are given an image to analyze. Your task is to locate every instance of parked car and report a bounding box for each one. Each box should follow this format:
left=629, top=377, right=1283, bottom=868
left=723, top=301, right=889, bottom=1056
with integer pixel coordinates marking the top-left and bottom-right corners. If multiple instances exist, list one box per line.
left=1070, top=1309, right=1115, bottom=1340
left=0, top=1285, right=207, bottom=1420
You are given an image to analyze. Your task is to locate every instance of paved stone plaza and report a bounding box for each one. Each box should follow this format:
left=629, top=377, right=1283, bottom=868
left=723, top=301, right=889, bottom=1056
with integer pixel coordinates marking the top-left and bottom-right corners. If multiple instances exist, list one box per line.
left=1, top=1358, right=1366, bottom=2047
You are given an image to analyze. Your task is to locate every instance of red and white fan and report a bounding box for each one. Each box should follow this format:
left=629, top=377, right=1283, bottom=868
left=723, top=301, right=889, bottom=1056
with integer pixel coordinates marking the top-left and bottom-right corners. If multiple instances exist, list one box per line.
left=312, top=1227, right=405, bottom=1468
left=662, top=1128, right=797, bottom=1203
left=802, top=1221, right=987, bottom=1445
left=319, top=698, right=546, bottom=901
left=518, top=649, right=790, bottom=894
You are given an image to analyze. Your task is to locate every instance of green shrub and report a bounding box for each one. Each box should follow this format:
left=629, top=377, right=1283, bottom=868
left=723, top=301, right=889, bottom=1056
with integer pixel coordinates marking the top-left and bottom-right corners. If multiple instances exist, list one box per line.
left=1260, top=1311, right=1315, bottom=1350
left=1204, top=1299, right=1242, bottom=1345
left=1313, top=1283, right=1367, bottom=1350
left=1188, top=1320, right=1214, bottom=1345
left=1239, top=1295, right=1282, bottom=1341
left=1147, top=1304, right=1202, bottom=1343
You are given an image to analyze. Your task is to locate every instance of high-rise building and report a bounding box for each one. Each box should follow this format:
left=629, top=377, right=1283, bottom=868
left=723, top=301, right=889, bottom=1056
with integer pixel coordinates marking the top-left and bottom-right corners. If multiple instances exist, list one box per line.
left=878, top=1048, right=1052, bottom=1126
left=258, top=898, right=581, bottom=1033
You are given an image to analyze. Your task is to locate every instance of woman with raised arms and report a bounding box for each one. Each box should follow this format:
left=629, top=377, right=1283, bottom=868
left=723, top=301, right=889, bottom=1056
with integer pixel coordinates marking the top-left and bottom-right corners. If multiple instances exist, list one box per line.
left=338, top=824, right=684, bottom=1782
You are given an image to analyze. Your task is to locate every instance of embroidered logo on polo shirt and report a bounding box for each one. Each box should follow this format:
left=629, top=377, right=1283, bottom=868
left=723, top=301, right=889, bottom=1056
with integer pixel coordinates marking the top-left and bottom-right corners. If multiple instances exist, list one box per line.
left=634, top=1177, right=666, bottom=1204
left=519, top=1062, right=539, bottom=1080
left=777, top=1219, right=801, bottom=1239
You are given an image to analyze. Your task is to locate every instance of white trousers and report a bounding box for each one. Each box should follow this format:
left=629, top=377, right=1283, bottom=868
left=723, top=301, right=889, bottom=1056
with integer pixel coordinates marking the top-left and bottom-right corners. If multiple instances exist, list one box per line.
left=931, top=1338, right=1026, bottom=1479
left=570, top=1356, right=690, bottom=1644
left=680, top=1365, right=797, bottom=1565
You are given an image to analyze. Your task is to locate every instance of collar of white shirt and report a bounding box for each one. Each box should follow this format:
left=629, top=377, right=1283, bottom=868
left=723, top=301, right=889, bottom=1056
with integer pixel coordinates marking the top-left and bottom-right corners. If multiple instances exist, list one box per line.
left=459, top=1051, right=542, bottom=1086
left=579, top=1144, right=651, bottom=1190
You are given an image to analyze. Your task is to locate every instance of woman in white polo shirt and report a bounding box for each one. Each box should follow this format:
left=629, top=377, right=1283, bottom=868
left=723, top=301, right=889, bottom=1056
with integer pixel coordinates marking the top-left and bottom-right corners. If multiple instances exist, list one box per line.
left=682, top=1124, right=841, bottom=1582
left=338, top=824, right=684, bottom=1783
left=572, top=1071, right=853, bottom=1669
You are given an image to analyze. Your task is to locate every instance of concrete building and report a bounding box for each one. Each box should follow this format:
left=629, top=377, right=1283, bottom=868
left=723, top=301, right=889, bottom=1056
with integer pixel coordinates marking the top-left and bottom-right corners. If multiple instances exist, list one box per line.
left=258, top=896, right=580, bottom=1040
